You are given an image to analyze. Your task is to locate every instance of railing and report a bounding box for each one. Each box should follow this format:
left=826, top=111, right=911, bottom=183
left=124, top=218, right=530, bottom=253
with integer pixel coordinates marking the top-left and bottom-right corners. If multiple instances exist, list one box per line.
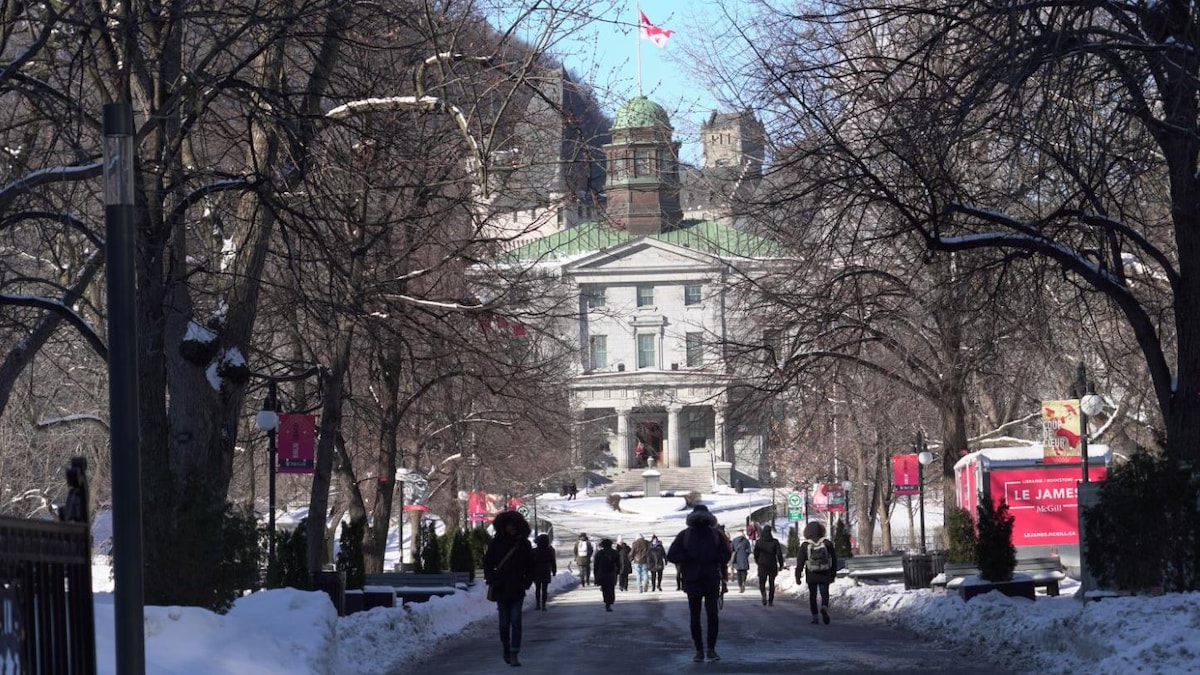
left=0, top=457, right=96, bottom=674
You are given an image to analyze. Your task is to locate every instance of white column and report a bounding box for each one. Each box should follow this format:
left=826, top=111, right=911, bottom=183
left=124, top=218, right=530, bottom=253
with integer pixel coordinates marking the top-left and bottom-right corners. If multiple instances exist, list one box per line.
left=714, top=405, right=727, bottom=463
left=667, top=405, right=683, bottom=468
left=616, top=407, right=631, bottom=470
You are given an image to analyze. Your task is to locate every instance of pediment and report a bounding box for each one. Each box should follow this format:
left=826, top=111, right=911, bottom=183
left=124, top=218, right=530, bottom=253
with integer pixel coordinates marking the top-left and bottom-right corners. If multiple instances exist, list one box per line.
left=562, top=237, right=720, bottom=276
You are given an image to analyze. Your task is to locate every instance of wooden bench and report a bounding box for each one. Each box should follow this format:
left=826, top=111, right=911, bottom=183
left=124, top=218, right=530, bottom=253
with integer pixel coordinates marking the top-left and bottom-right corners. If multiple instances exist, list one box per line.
left=931, top=557, right=1066, bottom=596
left=363, top=572, right=467, bottom=604
left=842, top=553, right=906, bottom=584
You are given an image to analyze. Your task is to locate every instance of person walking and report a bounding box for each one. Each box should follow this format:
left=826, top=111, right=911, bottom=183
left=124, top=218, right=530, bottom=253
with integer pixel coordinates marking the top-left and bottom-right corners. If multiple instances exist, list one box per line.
left=593, top=538, right=621, bottom=611
left=568, top=481, right=578, bottom=500
left=531, top=533, right=556, bottom=611
left=483, top=510, right=536, bottom=667
left=616, top=537, right=633, bottom=591
left=797, top=520, right=838, bottom=624
left=574, top=533, right=594, bottom=586
left=667, top=504, right=731, bottom=663
left=647, top=535, right=667, bottom=591
left=730, top=529, right=752, bottom=592
left=753, top=525, right=786, bottom=606
left=630, top=534, right=650, bottom=592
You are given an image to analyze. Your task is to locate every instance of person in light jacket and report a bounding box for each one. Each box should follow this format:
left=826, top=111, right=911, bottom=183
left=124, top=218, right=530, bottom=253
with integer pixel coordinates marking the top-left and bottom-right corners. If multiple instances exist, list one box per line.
left=483, top=510, right=535, bottom=666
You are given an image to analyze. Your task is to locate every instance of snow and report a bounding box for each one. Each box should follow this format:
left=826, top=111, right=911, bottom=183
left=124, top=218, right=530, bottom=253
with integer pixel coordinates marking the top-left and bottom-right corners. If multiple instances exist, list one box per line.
left=88, top=489, right=1199, bottom=674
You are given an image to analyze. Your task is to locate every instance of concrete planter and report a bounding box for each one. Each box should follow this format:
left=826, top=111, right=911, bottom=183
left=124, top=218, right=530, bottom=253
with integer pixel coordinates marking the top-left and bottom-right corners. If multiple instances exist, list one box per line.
left=958, top=575, right=1036, bottom=602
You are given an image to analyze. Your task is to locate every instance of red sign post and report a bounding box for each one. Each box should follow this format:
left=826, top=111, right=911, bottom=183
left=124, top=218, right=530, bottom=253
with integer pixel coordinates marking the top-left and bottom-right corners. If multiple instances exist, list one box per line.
left=893, top=454, right=921, bottom=496
left=276, top=413, right=315, bottom=474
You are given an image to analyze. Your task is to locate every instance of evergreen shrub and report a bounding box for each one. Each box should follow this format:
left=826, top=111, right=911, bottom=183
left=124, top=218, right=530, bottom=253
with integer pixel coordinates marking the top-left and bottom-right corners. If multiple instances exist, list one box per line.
left=420, top=521, right=443, bottom=573
left=1084, top=453, right=1200, bottom=592
left=975, top=494, right=1016, bottom=582
left=787, top=523, right=800, bottom=558
left=336, top=516, right=367, bottom=590
left=833, top=518, right=852, bottom=558
left=945, top=506, right=978, bottom=564
left=448, top=529, right=475, bottom=580
left=269, top=517, right=312, bottom=591
left=468, top=526, right=492, bottom=571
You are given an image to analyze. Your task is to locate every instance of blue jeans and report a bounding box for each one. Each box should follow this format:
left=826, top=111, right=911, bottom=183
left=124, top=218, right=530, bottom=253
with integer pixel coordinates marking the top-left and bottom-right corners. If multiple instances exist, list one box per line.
left=497, top=598, right=524, bottom=652
left=635, top=563, right=648, bottom=589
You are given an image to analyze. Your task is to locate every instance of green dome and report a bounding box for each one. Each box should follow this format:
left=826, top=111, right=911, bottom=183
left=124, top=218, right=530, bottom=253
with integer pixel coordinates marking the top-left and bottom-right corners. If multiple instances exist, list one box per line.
left=613, top=96, right=671, bottom=130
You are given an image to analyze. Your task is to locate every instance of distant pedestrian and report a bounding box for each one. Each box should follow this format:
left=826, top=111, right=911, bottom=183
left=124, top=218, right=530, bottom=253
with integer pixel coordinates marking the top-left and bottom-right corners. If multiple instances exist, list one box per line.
left=574, top=533, right=594, bottom=586
left=568, top=481, right=578, bottom=500
left=631, top=534, right=650, bottom=592
left=647, top=535, right=667, bottom=591
left=730, top=529, right=752, bottom=592
left=746, top=519, right=759, bottom=543
left=531, top=533, right=556, bottom=611
left=667, top=504, right=731, bottom=663
left=616, top=538, right=633, bottom=591
left=483, top=510, right=535, bottom=667
left=593, top=538, right=621, bottom=611
left=753, top=525, right=785, bottom=606
left=797, top=521, right=838, bottom=624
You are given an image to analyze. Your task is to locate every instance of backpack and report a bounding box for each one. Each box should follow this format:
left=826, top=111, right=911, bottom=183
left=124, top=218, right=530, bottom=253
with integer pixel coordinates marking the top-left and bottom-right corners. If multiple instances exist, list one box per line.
left=806, top=539, right=832, bottom=573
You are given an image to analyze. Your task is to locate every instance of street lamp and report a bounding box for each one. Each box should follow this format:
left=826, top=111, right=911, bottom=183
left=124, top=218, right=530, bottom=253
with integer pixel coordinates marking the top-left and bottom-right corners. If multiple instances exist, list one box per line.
left=254, top=386, right=280, bottom=571
left=770, top=470, right=778, bottom=530
left=916, top=432, right=934, bottom=554
left=104, top=100, right=146, bottom=675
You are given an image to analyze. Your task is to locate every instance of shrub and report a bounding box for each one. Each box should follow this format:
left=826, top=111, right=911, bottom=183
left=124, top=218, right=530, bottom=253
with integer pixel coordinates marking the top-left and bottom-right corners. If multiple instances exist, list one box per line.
left=683, top=491, right=702, bottom=507
left=1084, top=453, right=1200, bottom=592
left=787, top=523, right=800, bottom=558
left=269, top=517, right=312, bottom=591
left=216, top=504, right=263, bottom=612
left=336, top=516, right=367, bottom=590
left=833, top=518, right=852, bottom=558
left=945, top=506, right=978, bottom=564
left=448, top=529, right=475, bottom=580
left=975, top=494, right=1016, bottom=582
left=607, top=493, right=622, bottom=511
left=468, top=525, right=492, bottom=571
left=420, top=521, right=443, bottom=573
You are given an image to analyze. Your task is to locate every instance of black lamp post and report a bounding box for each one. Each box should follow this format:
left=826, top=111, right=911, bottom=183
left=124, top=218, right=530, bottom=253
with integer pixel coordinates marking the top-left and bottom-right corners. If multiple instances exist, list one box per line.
left=770, top=470, right=778, bottom=530
left=104, top=101, right=146, bottom=675
left=255, top=382, right=280, bottom=572
left=915, top=431, right=932, bottom=554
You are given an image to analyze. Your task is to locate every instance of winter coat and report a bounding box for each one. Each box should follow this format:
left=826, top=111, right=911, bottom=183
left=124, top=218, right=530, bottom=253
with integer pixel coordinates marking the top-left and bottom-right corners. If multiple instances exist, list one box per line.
left=617, top=543, right=633, bottom=575
left=666, top=508, right=731, bottom=596
left=647, top=542, right=666, bottom=571
left=753, top=532, right=785, bottom=575
left=574, top=538, right=594, bottom=565
left=797, top=537, right=838, bottom=585
left=532, top=542, right=557, bottom=584
left=483, top=511, right=535, bottom=602
left=593, top=547, right=621, bottom=587
left=730, top=535, right=753, bottom=571
left=630, top=537, right=650, bottom=564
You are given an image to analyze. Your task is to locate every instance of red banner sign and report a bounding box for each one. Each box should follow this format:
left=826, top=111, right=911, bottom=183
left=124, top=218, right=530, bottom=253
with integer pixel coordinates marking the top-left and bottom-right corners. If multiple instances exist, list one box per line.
left=811, top=483, right=846, bottom=513
left=893, top=454, right=921, bottom=496
left=276, top=413, right=316, bottom=474
left=988, top=466, right=1108, bottom=545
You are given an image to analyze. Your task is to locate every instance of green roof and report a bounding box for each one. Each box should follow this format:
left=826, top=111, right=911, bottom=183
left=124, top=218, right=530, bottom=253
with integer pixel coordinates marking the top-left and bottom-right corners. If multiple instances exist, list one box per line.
left=613, top=96, right=671, bottom=130
left=501, top=220, right=784, bottom=264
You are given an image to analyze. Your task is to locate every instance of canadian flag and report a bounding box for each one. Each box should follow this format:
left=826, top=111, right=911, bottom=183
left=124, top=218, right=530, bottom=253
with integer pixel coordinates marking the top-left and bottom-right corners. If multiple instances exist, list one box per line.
left=639, top=10, right=673, bottom=48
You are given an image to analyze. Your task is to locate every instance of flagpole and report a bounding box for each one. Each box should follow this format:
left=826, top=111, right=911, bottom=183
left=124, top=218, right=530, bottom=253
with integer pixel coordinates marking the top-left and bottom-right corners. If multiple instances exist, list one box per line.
left=636, top=2, right=643, bottom=96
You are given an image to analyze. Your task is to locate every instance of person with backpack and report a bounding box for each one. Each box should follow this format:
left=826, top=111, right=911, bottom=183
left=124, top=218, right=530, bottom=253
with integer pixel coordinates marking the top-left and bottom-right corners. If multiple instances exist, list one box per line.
left=593, top=538, right=621, bottom=611
left=531, top=533, right=556, bottom=611
left=752, top=525, right=786, bottom=606
left=729, top=528, right=753, bottom=592
left=666, top=504, right=731, bottom=663
left=796, top=520, right=838, bottom=624
left=483, top=510, right=536, bottom=666
left=574, top=533, right=594, bottom=586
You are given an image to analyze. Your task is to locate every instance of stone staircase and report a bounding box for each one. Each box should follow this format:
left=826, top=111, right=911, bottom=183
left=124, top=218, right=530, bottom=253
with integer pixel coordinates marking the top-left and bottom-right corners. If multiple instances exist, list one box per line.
left=592, top=466, right=716, bottom=496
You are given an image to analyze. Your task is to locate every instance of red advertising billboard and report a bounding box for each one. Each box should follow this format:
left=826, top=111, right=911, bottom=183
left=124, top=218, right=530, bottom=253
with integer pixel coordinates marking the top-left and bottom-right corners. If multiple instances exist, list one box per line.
left=276, top=413, right=315, bottom=474
left=811, top=483, right=846, bottom=513
left=893, top=454, right=921, bottom=496
left=988, top=466, right=1108, bottom=546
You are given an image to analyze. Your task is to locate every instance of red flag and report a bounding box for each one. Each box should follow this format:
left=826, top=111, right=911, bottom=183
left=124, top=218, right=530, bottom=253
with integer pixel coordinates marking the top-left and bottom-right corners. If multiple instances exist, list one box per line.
left=639, top=10, right=673, bottom=48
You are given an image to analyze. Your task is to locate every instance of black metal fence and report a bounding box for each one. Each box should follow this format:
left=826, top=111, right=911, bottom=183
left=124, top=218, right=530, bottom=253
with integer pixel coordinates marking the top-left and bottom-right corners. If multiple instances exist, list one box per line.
left=0, top=458, right=96, bottom=674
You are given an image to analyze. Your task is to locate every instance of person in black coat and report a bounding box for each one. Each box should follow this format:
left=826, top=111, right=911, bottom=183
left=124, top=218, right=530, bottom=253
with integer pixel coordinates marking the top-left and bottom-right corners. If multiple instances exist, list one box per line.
left=531, top=533, right=556, bottom=611
left=483, top=510, right=535, bottom=666
left=796, top=520, right=839, bottom=624
left=616, top=538, right=633, bottom=591
left=593, top=538, right=621, bottom=611
left=666, top=504, right=731, bottom=663
left=752, top=525, right=786, bottom=606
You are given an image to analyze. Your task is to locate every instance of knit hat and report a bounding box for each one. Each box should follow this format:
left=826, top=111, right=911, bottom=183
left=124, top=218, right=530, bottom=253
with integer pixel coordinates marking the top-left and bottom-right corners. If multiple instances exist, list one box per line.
left=579, top=533, right=588, bottom=539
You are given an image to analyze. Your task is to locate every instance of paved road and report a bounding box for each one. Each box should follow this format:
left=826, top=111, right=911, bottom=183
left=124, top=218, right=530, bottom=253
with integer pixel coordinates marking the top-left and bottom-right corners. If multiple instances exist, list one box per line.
left=404, top=572, right=1010, bottom=674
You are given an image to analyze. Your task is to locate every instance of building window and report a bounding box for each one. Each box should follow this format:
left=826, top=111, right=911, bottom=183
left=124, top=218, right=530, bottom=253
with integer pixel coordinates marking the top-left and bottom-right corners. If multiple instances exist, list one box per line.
left=636, top=285, right=654, bottom=307
left=686, top=332, right=704, bottom=367
left=585, top=287, right=606, bottom=309
left=684, top=284, right=702, bottom=306
left=637, top=333, right=656, bottom=369
left=589, top=335, right=608, bottom=370
left=635, top=149, right=655, bottom=177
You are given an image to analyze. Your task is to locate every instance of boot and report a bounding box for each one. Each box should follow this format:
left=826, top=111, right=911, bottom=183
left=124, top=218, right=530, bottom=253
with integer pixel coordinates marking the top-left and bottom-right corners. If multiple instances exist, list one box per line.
left=821, top=607, right=831, bottom=624
left=761, top=591, right=768, bottom=606
left=811, top=614, right=820, bottom=624
left=693, top=648, right=705, bottom=662
left=509, top=651, right=521, bottom=667
left=503, top=645, right=511, bottom=664
left=706, top=648, right=721, bottom=662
